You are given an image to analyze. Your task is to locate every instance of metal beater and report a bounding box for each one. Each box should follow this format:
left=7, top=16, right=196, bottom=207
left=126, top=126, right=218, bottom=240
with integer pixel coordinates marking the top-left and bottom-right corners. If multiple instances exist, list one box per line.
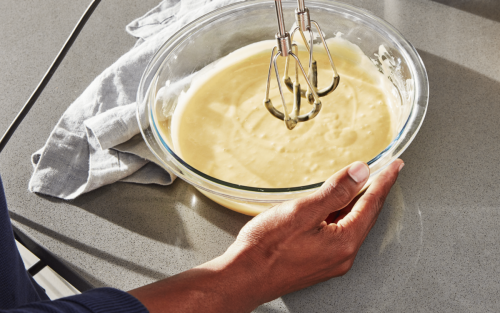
left=264, top=0, right=340, bottom=130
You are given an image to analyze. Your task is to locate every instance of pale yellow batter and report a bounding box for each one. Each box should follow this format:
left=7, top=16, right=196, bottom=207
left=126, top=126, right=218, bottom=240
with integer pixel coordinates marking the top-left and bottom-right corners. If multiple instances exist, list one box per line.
left=159, top=36, right=398, bottom=188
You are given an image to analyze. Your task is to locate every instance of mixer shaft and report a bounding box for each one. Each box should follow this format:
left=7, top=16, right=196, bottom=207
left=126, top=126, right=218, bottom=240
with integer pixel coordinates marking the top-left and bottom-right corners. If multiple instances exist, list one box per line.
left=264, top=0, right=339, bottom=130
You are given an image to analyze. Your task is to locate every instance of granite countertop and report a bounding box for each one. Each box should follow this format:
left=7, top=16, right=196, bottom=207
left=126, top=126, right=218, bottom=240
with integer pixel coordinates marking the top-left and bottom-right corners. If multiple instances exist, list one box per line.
left=0, top=0, right=499, bottom=312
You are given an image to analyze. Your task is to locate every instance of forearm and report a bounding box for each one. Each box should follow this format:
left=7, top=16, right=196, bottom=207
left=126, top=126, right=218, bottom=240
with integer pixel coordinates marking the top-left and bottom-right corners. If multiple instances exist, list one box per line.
left=128, top=250, right=265, bottom=313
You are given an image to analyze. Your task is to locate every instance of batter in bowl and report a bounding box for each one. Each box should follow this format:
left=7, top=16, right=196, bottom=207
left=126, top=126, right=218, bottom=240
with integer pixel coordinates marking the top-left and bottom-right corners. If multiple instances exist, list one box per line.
left=158, top=35, right=399, bottom=188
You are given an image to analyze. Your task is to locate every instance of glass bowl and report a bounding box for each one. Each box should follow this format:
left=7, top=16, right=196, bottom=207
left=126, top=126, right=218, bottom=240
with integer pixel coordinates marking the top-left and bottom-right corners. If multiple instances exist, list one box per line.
left=136, top=0, right=429, bottom=216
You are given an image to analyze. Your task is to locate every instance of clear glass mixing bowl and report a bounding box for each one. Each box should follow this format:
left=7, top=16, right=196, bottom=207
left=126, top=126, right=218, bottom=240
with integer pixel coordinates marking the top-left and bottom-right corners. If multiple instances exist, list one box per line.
left=137, top=0, right=429, bottom=216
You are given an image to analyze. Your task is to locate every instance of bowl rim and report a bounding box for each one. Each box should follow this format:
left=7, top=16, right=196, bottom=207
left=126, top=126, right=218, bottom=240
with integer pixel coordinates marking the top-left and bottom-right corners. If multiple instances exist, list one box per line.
left=137, top=0, right=429, bottom=198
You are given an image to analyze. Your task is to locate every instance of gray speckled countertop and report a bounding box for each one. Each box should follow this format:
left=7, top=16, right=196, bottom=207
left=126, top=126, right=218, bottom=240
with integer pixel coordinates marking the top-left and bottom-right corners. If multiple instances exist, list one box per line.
left=1, top=0, right=499, bottom=312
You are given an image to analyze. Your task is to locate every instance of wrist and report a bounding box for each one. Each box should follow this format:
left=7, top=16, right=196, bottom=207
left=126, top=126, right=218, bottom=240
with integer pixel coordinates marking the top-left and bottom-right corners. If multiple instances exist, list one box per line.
left=129, top=249, right=266, bottom=313
left=202, top=246, right=269, bottom=311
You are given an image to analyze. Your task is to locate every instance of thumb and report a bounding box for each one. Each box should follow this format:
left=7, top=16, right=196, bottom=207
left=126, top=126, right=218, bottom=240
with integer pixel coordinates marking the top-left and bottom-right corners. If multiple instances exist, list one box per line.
left=337, top=159, right=403, bottom=243
left=294, top=161, right=370, bottom=224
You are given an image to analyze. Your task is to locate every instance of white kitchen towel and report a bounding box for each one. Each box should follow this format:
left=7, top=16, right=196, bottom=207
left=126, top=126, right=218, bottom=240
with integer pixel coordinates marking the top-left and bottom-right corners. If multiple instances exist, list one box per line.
left=29, top=0, right=242, bottom=200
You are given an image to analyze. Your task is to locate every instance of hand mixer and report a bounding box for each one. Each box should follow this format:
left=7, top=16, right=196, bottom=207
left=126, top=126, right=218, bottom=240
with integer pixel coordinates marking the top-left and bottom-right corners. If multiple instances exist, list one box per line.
left=264, top=0, right=340, bottom=130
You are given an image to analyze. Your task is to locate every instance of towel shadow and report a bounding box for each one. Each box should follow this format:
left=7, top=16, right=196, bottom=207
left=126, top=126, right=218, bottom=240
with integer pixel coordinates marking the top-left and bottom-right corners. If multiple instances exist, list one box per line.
left=38, top=180, right=192, bottom=249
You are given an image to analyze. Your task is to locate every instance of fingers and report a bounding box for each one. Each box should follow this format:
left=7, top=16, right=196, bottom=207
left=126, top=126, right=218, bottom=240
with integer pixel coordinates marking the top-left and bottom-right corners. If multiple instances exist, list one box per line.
left=336, top=159, right=404, bottom=242
left=332, top=195, right=359, bottom=224
left=295, top=161, right=370, bottom=224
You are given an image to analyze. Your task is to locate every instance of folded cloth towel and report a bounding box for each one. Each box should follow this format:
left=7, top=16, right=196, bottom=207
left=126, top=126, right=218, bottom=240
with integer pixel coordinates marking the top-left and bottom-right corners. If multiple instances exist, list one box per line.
left=29, top=0, right=242, bottom=200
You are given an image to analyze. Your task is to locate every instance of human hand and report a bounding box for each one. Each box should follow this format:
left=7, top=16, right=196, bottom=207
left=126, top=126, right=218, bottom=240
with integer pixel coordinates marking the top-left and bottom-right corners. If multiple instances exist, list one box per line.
left=129, top=160, right=403, bottom=313
left=225, top=159, right=404, bottom=303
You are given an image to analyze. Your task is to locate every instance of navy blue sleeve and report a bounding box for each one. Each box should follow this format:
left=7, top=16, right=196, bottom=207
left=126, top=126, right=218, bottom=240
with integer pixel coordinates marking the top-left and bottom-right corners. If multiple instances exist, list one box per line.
left=3, top=288, right=148, bottom=313
left=0, top=175, right=148, bottom=313
left=0, top=175, right=49, bottom=308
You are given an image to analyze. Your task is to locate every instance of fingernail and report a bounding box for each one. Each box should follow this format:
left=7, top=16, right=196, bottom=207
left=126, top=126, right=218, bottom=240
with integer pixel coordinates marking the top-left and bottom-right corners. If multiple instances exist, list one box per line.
left=348, top=161, right=369, bottom=183
left=399, top=163, right=405, bottom=172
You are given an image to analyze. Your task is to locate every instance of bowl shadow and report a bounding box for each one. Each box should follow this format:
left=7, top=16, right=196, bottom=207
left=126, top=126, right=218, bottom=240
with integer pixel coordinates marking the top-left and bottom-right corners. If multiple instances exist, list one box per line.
left=282, top=50, right=500, bottom=312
